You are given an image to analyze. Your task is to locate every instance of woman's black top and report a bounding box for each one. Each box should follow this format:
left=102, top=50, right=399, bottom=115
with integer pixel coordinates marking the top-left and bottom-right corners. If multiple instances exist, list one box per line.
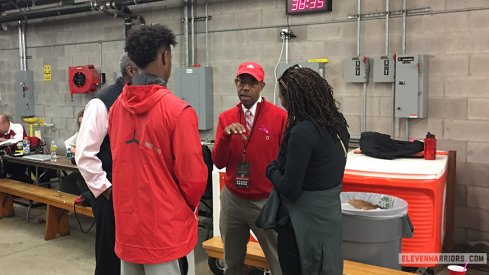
left=266, top=120, right=350, bottom=225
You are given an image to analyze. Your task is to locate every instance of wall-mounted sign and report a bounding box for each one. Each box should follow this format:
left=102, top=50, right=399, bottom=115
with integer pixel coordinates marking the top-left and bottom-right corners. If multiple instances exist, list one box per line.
left=286, top=0, right=333, bottom=15
left=43, top=64, right=51, bottom=81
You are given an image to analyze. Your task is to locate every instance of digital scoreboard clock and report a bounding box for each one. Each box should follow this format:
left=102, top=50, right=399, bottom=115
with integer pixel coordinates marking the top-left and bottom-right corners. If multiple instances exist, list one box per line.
left=286, top=0, right=333, bottom=15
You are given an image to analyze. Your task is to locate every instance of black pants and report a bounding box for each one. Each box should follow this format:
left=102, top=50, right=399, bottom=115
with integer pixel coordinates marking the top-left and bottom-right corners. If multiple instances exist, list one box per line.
left=276, top=225, right=302, bottom=275
left=92, top=194, right=120, bottom=275
left=5, top=162, right=33, bottom=184
left=178, top=256, right=188, bottom=275
left=59, top=172, right=89, bottom=195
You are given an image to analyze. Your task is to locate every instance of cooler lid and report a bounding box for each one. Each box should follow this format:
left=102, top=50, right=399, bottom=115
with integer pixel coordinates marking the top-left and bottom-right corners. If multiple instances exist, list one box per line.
left=345, top=150, right=448, bottom=179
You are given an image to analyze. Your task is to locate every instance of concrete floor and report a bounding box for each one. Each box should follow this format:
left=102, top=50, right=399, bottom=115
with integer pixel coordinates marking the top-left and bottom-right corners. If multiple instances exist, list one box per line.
left=0, top=205, right=214, bottom=275
left=0, top=205, right=485, bottom=275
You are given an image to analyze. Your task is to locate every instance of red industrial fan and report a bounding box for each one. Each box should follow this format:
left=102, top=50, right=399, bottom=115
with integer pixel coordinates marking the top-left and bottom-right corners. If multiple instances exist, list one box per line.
left=68, top=65, right=100, bottom=95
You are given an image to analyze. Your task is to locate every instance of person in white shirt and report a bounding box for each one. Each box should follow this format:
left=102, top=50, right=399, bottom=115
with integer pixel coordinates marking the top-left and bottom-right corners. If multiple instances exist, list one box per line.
left=59, top=109, right=90, bottom=197
left=0, top=114, right=31, bottom=183
left=0, top=114, right=26, bottom=146
left=64, top=109, right=84, bottom=154
left=76, top=53, right=138, bottom=275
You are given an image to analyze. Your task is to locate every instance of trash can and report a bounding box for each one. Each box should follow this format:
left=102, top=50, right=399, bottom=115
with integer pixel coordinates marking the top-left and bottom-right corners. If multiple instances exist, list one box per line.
left=341, top=192, right=414, bottom=270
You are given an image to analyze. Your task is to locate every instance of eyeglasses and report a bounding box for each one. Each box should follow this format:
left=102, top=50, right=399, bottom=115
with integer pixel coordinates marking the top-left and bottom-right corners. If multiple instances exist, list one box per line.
left=235, top=78, right=261, bottom=88
left=278, top=64, right=302, bottom=91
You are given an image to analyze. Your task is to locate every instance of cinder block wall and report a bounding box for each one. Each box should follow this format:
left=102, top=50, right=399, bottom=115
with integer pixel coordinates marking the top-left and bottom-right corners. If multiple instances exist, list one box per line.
left=0, top=0, right=487, bottom=245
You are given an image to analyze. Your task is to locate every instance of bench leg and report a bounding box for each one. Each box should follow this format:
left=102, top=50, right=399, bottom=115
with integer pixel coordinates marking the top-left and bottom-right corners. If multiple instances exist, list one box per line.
left=0, top=192, right=14, bottom=218
left=44, top=205, right=70, bottom=240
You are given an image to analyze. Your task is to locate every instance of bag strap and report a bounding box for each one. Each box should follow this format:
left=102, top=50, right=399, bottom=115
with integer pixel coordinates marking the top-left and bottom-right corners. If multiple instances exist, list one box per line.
left=337, top=134, right=347, bottom=158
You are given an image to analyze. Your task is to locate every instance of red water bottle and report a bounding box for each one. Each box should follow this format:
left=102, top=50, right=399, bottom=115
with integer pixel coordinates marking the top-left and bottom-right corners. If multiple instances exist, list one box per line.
left=424, top=132, right=436, bottom=160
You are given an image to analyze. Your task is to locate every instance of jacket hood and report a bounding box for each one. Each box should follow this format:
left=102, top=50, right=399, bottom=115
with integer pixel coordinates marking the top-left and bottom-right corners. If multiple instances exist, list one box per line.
left=119, top=84, right=169, bottom=115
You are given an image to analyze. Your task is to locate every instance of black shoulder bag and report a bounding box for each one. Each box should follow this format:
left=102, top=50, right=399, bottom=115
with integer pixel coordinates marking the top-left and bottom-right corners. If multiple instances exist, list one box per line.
left=255, top=189, right=280, bottom=229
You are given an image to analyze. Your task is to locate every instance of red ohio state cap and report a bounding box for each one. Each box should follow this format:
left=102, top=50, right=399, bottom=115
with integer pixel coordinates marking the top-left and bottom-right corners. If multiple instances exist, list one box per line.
left=236, top=61, right=264, bottom=82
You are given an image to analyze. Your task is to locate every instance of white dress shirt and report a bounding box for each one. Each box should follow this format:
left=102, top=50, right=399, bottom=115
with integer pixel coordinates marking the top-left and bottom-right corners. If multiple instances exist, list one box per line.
left=75, top=98, right=111, bottom=198
left=241, top=96, right=262, bottom=121
left=8, top=122, right=25, bottom=143
left=64, top=132, right=78, bottom=150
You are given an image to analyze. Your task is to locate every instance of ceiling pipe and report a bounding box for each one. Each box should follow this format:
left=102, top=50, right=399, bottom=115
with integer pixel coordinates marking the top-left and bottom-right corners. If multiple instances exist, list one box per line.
left=0, top=0, right=161, bottom=24
left=1, top=0, right=61, bottom=13
left=0, top=4, right=93, bottom=23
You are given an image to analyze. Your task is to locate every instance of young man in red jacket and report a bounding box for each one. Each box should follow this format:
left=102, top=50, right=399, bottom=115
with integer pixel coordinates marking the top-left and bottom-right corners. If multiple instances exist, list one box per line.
left=212, top=62, right=287, bottom=274
left=108, top=24, right=207, bottom=274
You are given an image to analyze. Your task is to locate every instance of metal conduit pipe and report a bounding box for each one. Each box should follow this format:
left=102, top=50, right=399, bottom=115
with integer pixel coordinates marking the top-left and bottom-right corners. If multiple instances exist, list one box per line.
left=0, top=0, right=161, bottom=24
left=205, top=0, right=209, bottom=67
left=1, top=0, right=61, bottom=13
left=21, top=20, right=26, bottom=70
left=402, top=0, right=407, bottom=55
left=183, top=0, right=189, bottom=67
left=99, top=5, right=144, bottom=22
left=1, top=4, right=93, bottom=23
left=384, top=0, right=396, bottom=138
left=285, top=33, right=289, bottom=63
left=384, top=0, right=389, bottom=56
left=190, top=0, right=194, bottom=65
left=18, top=20, right=23, bottom=70
left=356, top=0, right=361, bottom=57
left=386, top=0, right=396, bottom=138
left=356, top=0, right=367, bottom=133
left=111, top=0, right=163, bottom=8
left=402, top=0, right=409, bottom=140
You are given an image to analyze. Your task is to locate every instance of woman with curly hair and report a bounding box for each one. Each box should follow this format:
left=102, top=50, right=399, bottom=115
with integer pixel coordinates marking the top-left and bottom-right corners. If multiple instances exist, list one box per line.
left=266, top=65, right=350, bottom=275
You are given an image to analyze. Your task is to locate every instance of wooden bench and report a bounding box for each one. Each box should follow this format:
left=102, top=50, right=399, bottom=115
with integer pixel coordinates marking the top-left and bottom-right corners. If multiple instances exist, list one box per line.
left=0, top=179, right=94, bottom=240
left=202, top=236, right=412, bottom=275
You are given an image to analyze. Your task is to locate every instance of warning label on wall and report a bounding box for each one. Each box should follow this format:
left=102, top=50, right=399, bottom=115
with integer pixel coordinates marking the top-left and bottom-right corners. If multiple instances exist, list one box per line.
left=43, top=65, right=51, bottom=81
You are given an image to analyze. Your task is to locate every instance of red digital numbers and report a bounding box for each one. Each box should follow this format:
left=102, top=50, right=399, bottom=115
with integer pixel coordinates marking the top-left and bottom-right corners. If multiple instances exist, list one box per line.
left=289, top=0, right=327, bottom=12
left=310, top=0, right=316, bottom=9
left=291, top=0, right=298, bottom=11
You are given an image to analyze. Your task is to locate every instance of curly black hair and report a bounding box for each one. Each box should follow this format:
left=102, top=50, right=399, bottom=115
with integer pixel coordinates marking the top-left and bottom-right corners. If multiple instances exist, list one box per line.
left=124, top=24, right=177, bottom=69
left=278, top=65, right=348, bottom=137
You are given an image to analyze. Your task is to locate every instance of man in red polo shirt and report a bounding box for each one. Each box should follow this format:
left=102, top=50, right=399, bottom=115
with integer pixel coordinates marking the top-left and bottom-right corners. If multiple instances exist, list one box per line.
left=212, top=62, right=287, bottom=274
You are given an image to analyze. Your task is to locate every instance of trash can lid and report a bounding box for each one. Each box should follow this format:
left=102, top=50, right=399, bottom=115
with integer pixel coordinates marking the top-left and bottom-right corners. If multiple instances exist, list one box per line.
left=340, top=192, right=408, bottom=218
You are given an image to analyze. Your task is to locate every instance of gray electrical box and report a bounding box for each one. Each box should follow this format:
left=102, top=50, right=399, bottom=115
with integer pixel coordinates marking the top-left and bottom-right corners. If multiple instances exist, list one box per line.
left=343, top=57, right=370, bottom=83
left=373, top=56, right=395, bottom=83
left=276, top=62, right=326, bottom=79
left=395, top=55, right=429, bottom=118
left=15, top=71, right=35, bottom=117
left=174, top=67, right=213, bottom=130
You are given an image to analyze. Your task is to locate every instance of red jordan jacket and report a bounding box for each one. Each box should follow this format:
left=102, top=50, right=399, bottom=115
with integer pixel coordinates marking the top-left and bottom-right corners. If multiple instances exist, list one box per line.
left=109, top=84, right=207, bottom=264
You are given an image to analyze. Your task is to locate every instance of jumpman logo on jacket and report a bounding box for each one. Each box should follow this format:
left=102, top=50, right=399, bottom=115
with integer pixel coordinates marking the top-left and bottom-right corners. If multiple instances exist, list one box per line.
left=126, top=129, right=139, bottom=145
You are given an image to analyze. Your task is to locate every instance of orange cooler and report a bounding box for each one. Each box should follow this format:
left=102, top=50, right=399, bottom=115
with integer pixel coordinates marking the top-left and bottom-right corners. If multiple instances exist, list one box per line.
left=342, top=151, right=448, bottom=267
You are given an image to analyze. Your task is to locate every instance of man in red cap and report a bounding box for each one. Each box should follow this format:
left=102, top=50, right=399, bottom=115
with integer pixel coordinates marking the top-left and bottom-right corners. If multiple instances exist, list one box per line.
left=212, top=62, right=287, bottom=274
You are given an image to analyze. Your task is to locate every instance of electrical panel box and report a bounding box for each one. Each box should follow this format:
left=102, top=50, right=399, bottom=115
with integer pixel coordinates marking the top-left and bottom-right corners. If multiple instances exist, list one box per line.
left=343, top=57, right=370, bottom=83
left=373, top=56, right=395, bottom=83
left=276, top=62, right=326, bottom=79
left=395, top=55, right=429, bottom=118
left=15, top=71, right=35, bottom=117
left=174, top=67, right=213, bottom=130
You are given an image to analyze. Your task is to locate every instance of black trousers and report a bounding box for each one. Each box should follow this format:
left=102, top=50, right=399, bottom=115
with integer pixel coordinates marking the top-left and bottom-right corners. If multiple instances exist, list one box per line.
left=276, top=225, right=302, bottom=275
left=5, top=162, right=33, bottom=184
left=59, top=172, right=89, bottom=195
left=91, top=194, right=120, bottom=275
